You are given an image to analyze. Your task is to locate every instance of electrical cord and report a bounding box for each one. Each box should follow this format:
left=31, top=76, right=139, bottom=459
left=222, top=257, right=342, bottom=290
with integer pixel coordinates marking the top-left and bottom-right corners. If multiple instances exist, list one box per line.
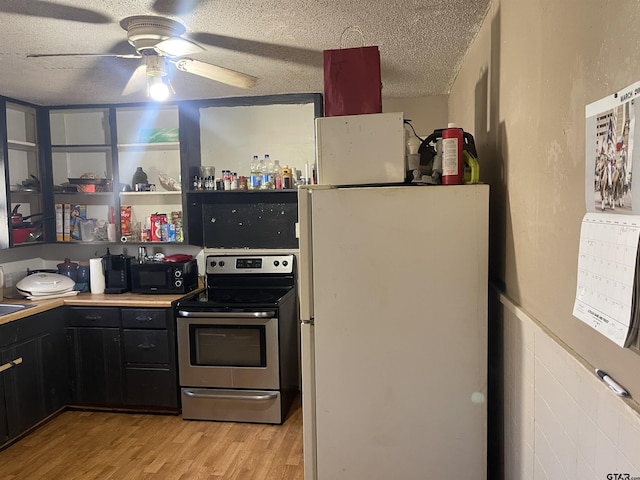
left=403, top=119, right=423, bottom=142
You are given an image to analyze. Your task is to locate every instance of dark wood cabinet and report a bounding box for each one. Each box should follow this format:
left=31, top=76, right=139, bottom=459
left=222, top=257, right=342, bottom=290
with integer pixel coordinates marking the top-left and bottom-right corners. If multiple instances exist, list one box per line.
left=0, top=303, right=179, bottom=447
left=2, top=337, right=44, bottom=438
left=68, top=326, right=124, bottom=406
left=122, top=308, right=178, bottom=410
left=0, top=309, right=68, bottom=445
left=67, top=307, right=123, bottom=406
left=0, top=377, right=7, bottom=444
left=67, top=306, right=178, bottom=411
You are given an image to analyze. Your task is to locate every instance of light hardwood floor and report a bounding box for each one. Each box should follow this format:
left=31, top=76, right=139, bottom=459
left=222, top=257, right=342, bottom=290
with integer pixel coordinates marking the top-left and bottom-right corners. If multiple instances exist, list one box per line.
left=0, top=400, right=303, bottom=480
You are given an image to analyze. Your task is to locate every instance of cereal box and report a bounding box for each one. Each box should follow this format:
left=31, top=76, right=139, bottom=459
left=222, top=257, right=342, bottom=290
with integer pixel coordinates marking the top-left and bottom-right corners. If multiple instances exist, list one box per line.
left=120, top=205, right=132, bottom=236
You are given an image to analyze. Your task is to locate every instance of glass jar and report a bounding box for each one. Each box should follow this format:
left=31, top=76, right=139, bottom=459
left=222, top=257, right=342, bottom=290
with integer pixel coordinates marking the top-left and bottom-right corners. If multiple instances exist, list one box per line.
left=57, top=258, right=79, bottom=282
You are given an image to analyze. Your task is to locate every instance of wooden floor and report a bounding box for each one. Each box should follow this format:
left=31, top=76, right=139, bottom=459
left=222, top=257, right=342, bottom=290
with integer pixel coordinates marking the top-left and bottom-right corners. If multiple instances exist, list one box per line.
left=0, top=399, right=304, bottom=480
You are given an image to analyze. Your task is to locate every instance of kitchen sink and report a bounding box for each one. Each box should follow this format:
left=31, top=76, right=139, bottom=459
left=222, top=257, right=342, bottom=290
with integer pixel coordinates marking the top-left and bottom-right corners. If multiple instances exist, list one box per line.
left=0, top=304, right=33, bottom=316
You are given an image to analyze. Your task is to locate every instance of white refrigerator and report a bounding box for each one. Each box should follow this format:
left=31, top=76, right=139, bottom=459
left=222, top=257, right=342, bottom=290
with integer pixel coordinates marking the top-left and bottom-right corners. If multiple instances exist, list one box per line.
left=297, top=184, right=489, bottom=480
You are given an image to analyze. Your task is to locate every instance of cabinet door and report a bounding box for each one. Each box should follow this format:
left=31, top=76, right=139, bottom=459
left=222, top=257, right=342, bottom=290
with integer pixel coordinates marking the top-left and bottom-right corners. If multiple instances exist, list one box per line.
left=0, top=309, right=68, bottom=444
left=41, top=328, right=70, bottom=415
left=0, top=367, right=8, bottom=444
left=5, top=101, right=46, bottom=247
left=1, top=338, right=45, bottom=439
left=69, top=327, right=124, bottom=406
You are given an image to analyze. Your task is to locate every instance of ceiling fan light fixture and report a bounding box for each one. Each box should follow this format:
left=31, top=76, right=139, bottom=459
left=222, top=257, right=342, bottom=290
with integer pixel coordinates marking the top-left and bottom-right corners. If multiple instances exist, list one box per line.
left=145, top=55, right=170, bottom=101
left=149, top=77, right=171, bottom=101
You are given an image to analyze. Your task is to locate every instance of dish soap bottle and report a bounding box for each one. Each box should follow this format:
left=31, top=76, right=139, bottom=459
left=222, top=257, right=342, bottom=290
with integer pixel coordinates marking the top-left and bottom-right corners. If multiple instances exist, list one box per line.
left=131, top=167, right=148, bottom=190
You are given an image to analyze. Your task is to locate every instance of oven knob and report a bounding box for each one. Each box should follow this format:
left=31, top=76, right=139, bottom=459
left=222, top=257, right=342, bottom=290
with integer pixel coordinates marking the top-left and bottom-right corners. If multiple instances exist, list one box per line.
left=282, top=260, right=288, bottom=267
left=175, top=279, right=183, bottom=287
left=219, top=260, right=225, bottom=267
left=175, top=270, right=182, bottom=278
left=210, top=260, right=217, bottom=267
left=274, top=261, right=280, bottom=267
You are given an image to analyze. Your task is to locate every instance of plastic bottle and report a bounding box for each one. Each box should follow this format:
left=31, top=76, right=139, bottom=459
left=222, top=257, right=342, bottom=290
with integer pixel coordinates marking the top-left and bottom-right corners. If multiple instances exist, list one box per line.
left=442, top=123, right=464, bottom=185
left=273, top=160, right=283, bottom=190
left=260, top=154, right=271, bottom=189
left=250, top=155, right=261, bottom=190
left=257, top=155, right=267, bottom=189
left=282, top=165, right=293, bottom=189
left=265, top=154, right=275, bottom=189
left=223, top=170, right=231, bottom=190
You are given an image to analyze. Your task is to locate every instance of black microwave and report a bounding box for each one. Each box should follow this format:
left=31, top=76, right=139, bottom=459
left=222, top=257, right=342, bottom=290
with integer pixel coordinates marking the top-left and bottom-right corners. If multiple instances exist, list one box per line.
left=130, top=259, right=198, bottom=294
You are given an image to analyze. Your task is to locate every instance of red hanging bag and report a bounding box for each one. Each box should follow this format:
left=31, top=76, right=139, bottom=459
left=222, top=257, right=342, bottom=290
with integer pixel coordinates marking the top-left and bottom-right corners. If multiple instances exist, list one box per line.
left=323, top=44, right=382, bottom=117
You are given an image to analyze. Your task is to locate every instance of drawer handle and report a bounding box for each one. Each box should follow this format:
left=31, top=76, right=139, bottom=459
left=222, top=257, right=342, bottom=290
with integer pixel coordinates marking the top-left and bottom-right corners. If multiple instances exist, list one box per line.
left=85, top=315, right=102, bottom=321
left=184, top=390, right=277, bottom=401
left=138, top=343, right=156, bottom=350
left=0, top=357, right=23, bottom=373
left=135, top=316, right=153, bottom=322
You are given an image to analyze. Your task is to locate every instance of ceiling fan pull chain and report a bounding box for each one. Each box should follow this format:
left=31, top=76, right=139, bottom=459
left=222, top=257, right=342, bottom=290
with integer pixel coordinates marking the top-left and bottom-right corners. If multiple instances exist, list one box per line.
left=340, top=25, right=366, bottom=49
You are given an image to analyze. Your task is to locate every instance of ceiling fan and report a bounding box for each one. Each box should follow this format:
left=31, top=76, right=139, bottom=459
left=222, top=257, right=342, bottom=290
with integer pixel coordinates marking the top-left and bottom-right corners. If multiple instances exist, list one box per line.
left=0, top=0, right=203, bottom=23
left=27, top=14, right=258, bottom=100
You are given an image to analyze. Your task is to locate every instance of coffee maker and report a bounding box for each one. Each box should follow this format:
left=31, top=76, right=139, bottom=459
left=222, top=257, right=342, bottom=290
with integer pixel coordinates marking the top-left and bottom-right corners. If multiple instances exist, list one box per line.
left=102, top=249, right=134, bottom=294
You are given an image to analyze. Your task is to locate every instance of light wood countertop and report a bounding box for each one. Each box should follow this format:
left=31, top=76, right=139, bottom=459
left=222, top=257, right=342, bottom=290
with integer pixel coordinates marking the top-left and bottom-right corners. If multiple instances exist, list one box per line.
left=0, top=286, right=204, bottom=326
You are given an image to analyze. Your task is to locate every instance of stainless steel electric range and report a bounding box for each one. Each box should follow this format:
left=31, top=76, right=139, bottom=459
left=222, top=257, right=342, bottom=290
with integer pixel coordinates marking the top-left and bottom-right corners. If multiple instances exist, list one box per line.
left=175, top=254, right=298, bottom=424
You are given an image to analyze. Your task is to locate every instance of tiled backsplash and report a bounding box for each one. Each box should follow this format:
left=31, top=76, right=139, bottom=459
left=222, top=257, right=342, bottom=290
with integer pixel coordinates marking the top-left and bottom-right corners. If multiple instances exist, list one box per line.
left=499, top=292, right=640, bottom=479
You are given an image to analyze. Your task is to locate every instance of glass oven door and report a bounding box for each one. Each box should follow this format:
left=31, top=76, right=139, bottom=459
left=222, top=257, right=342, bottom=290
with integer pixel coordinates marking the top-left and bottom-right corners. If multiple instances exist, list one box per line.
left=176, top=310, right=280, bottom=390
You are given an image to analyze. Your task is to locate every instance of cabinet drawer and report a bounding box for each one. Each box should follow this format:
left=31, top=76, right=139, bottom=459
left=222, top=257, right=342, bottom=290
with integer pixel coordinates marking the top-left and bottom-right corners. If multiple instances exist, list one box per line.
left=121, top=309, right=168, bottom=329
left=125, top=368, right=178, bottom=409
left=123, top=330, right=169, bottom=364
left=67, top=307, right=120, bottom=327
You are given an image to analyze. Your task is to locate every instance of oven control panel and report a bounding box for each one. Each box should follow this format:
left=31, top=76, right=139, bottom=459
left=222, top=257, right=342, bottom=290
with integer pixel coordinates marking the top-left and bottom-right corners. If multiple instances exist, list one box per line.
left=206, top=254, right=294, bottom=275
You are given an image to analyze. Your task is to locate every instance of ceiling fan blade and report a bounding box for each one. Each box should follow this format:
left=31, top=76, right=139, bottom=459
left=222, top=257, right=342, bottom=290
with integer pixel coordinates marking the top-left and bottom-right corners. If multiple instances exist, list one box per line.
left=155, top=37, right=205, bottom=57
left=27, top=40, right=140, bottom=59
left=173, top=58, right=257, bottom=89
left=190, top=32, right=322, bottom=67
left=27, top=53, right=141, bottom=59
left=152, top=0, right=204, bottom=15
left=0, top=0, right=111, bottom=24
left=121, top=65, right=148, bottom=96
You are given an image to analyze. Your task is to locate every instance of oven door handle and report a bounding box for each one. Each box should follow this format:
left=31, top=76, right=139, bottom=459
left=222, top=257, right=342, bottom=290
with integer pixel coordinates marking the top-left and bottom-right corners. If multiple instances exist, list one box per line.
left=183, top=389, right=278, bottom=401
left=177, top=310, right=276, bottom=318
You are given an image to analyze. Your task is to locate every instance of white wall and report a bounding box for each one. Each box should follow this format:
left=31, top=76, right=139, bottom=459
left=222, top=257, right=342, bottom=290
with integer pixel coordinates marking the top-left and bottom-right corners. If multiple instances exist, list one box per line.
left=383, top=95, right=448, bottom=137
left=448, top=0, right=640, bottom=477
left=500, top=291, right=640, bottom=479
left=199, top=102, right=316, bottom=180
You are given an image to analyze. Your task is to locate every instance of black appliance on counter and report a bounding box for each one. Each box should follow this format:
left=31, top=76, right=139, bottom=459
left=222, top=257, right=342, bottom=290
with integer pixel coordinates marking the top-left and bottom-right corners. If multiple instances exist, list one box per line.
left=102, top=251, right=134, bottom=294
left=130, top=258, right=198, bottom=294
left=175, top=254, right=298, bottom=424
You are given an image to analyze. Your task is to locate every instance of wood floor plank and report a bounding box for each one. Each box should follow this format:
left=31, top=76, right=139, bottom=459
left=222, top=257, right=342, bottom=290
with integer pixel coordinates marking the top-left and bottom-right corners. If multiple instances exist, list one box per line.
left=0, top=399, right=304, bottom=480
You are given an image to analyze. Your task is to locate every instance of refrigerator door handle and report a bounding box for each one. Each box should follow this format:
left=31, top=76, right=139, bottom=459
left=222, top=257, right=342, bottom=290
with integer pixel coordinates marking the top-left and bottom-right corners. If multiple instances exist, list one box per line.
left=298, top=187, right=315, bottom=321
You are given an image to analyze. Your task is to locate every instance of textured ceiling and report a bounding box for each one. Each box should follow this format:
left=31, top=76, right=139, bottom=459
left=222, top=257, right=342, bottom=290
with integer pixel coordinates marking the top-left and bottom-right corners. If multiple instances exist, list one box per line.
left=0, top=0, right=491, bottom=106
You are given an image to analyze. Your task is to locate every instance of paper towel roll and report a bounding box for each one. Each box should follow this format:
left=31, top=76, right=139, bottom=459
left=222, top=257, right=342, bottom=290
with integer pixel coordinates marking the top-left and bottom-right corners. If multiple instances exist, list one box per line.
left=89, top=258, right=105, bottom=294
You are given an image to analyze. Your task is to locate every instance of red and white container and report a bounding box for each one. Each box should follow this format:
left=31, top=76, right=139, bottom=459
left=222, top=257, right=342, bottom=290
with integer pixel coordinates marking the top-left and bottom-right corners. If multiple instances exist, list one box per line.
left=441, top=123, right=464, bottom=185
